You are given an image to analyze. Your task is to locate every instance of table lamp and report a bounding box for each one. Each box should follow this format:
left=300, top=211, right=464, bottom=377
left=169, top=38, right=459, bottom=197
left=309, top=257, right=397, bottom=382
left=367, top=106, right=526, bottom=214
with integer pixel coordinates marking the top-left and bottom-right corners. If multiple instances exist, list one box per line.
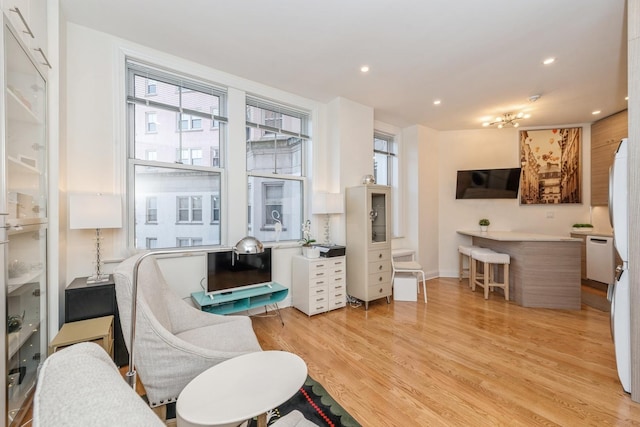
left=312, top=192, right=344, bottom=244
left=69, top=194, right=123, bottom=284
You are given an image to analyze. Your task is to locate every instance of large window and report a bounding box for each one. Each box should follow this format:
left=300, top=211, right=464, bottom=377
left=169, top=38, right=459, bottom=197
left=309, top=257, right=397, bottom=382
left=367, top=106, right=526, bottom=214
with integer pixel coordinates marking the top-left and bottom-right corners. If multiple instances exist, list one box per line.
left=127, top=60, right=227, bottom=249
left=246, top=96, right=310, bottom=242
left=373, top=130, right=401, bottom=237
left=145, top=197, right=157, bottom=223
left=373, top=131, right=397, bottom=186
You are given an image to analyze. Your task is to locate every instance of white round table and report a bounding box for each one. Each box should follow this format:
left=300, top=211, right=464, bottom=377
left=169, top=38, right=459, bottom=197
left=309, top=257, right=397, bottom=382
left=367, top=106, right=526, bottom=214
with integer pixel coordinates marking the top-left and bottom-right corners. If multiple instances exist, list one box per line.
left=176, top=351, right=308, bottom=427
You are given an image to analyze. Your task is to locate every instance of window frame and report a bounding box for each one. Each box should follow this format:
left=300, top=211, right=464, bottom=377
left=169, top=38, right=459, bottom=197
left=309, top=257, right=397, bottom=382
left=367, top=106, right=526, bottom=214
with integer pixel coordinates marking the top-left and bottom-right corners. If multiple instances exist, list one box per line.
left=245, top=95, right=311, bottom=243
left=373, top=127, right=402, bottom=238
left=145, top=196, right=158, bottom=223
left=176, top=195, right=203, bottom=224
left=373, top=131, right=397, bottom=186
left=126, top=59, right=227, bottom=249
left=262, top=181, right=284, bottom=229
left=146, top=111, right=157, bottom=133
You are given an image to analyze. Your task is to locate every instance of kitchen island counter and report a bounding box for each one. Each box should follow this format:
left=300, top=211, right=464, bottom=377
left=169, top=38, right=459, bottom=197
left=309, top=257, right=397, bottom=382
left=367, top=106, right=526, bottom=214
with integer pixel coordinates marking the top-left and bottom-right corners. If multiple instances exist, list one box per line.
left=458, top=230, right=580, bottom=242
left=458, top=230, right=581, bottom=309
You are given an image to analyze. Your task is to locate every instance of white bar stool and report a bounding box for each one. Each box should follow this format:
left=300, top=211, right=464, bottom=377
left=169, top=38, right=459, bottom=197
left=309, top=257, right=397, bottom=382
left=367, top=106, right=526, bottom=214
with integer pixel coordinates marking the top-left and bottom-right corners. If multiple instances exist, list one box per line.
left=471, top=249, right=510, bottom=300
left=458, top=245, right=482, bottom=287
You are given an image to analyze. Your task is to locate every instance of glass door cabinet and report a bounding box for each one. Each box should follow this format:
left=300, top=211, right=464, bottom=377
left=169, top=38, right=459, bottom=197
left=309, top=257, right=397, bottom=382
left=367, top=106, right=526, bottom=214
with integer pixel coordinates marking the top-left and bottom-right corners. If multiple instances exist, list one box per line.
left=345, top=184, right=392, bottom=309
left=1, top=17, right=48, bottom=427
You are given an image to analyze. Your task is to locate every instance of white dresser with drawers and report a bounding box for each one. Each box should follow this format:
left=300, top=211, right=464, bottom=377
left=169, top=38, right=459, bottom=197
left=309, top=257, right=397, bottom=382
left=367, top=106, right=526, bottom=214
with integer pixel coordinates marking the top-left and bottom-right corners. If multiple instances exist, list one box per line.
left=292, top=255, right=347, bottom=316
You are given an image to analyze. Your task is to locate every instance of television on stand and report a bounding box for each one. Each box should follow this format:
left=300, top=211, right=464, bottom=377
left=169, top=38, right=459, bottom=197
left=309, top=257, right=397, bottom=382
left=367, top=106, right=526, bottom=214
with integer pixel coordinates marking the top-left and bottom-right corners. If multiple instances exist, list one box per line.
left=204, top=248, right=272, bottom=296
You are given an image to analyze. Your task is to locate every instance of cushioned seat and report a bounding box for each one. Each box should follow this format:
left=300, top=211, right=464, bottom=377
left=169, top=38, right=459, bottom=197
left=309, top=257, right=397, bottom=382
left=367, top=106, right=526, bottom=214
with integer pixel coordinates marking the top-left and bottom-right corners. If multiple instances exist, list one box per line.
left=458, top=244, right=481, bottom=287
left=471, top=249, right=510, bottom=300
left=33, top=342, right=165, bottom=427
left=114, top=252, right=263, bottom=410
left=468, top=247, right=494, bottom=290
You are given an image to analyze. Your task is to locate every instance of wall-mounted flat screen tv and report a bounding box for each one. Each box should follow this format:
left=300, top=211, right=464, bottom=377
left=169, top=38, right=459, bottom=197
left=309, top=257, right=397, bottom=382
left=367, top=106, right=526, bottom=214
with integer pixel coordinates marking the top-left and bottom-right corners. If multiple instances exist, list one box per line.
left=206, top=248, right=272, bottom=295
left=455, top=168, right=522, bottom=199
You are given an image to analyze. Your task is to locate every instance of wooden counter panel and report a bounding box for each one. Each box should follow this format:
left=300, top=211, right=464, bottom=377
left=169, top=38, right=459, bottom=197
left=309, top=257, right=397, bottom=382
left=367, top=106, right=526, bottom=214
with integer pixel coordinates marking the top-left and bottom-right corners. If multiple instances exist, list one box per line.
left=472, top=237, right=581, bottom=309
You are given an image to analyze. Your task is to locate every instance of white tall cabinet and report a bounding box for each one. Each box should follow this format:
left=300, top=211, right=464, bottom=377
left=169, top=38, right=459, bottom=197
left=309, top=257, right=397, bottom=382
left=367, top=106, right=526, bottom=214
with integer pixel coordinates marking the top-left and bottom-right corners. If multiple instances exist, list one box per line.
left=345, top=184, right=392, bottom=310
left=1, top=12, right=49, bottom=426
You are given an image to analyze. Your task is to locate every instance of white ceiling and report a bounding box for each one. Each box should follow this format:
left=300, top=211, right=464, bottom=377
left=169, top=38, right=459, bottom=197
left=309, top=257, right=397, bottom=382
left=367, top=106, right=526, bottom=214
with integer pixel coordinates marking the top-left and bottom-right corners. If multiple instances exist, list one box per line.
left=59, top=0, right=628, bottom=131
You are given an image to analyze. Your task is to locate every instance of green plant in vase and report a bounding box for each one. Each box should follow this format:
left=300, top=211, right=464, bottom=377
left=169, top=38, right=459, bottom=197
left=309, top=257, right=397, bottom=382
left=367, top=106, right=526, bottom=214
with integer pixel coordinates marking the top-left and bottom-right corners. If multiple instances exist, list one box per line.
left=299, top=220, right=319, bottom=258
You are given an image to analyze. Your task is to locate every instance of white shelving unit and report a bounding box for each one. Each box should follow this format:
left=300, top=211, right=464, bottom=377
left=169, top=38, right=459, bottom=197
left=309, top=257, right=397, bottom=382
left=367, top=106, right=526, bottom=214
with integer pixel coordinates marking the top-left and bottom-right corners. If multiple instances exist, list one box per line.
left=345, top=185, right=392, bottom=310
left=2, top=13, right=49, bottom=426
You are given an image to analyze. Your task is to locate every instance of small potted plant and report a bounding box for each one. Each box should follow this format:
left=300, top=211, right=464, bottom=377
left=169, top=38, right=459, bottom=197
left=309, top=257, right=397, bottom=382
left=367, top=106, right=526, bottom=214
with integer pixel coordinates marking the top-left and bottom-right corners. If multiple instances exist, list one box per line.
left=299, top=220, right=319, bottom=258
left=479, top=218, right=490, bottom=232
left=572, top=223, right=594, bottom=232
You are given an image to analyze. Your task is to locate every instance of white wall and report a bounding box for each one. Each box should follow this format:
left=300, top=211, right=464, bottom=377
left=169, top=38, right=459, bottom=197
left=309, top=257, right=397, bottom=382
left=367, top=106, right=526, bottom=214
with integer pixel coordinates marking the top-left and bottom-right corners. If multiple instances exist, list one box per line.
left=61, top=24, right=377, bottom=313
left=436, top=125, right=593, bottom=277
left=61, top=22, right=601, bottom=324
left=65, top=24, right=125, bottom=281
left=397, top=125, right=440, bottom=278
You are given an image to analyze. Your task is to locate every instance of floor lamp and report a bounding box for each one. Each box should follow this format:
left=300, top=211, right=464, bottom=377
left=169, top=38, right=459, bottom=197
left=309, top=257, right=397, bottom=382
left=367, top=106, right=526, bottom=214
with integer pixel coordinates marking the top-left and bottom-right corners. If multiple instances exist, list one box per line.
left=69, top=194, right=122, bottom=284
left=312, top=192, right=344, bottom=245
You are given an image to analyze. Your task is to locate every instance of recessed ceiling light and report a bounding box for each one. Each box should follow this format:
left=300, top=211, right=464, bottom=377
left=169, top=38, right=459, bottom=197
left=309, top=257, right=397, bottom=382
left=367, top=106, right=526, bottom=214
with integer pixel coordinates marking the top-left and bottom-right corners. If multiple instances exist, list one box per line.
left=543, top=57, right=556, bottom=65
left=433, top=100, right=441, bottom=105
left=360, top=65, right=369, bottom=73
left=592, top=110, right=601, bottom=115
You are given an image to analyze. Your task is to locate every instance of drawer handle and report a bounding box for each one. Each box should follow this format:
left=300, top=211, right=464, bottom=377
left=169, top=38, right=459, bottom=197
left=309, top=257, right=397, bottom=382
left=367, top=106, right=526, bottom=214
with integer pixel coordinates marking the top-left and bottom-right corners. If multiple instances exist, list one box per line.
left=316, top=289, right=324, bottom=294
left=378, top=265, right=383, bottom=270
left=10, top=7, right=34, bottom=38
left=379, top=276, right=383, bottom=282
left=317, top=264, right=325, bottom=268
left=315, top=272, right=325, bottom=277
left=335, top=261, right=343, bottom=265
left=334, top=269, right=343, bottom=274
left=316, top=281, right=325, bottom=285
left=334, top=285, right=343, bottom=289
left=335, top=293, right=343, bottom=297
left=34, top=47, right=52, bottom=69
left=379, top=288, right=383, bottom=293
left=316, top=298, right=325, bottom=302
left=378, top=253, right=383, bottom=259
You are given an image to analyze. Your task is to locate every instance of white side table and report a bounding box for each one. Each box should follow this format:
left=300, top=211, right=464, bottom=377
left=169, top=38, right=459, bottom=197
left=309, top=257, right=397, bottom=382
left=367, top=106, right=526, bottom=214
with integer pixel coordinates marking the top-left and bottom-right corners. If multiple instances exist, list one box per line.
left=176, top=351, right=308, bottom=427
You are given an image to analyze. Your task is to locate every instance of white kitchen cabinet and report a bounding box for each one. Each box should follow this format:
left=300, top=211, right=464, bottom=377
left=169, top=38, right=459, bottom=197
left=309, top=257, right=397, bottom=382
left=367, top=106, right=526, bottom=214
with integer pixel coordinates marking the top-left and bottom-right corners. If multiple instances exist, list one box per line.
left=2, top=0, right=49, bottom=67
left=292, top=255, right=346, bottom=316
left=1, top=15, right=49, bottom=426
left=345, top=184, right=392, bottom=310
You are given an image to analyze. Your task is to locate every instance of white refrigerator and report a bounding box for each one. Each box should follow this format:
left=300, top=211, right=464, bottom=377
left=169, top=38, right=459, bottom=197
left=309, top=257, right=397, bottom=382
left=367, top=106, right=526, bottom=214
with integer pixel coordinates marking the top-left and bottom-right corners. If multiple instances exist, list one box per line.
left=608, top=138, right=630, bottom=393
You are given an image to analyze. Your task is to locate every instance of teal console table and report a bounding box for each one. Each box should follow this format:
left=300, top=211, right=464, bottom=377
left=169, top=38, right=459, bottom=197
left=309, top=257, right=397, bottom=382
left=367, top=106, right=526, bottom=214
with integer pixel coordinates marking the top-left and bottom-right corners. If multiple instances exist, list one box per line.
left=191, top=282, right=288, bottom=324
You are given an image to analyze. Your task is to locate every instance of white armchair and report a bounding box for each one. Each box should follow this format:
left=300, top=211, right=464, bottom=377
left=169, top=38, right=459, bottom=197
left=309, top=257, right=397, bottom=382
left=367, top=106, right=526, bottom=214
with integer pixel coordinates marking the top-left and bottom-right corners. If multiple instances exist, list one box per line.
left=113, top=252, right=263, bottom=409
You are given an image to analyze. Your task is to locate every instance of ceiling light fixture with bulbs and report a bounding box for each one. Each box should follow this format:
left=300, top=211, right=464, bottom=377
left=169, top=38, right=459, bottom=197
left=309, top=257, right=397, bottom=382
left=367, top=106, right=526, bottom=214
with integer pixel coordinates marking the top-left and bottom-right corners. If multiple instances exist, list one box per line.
left=482, top=94, right=539, bottom=128
left=483, top=112, right=531, bottom=128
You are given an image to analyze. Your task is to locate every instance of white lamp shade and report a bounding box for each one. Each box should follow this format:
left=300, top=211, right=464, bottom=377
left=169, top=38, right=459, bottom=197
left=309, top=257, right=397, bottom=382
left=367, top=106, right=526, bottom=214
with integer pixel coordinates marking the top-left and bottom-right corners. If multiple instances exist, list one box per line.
left=312, top=192, right=344, bottom=215
left=69, top=194, right=123, bottom=229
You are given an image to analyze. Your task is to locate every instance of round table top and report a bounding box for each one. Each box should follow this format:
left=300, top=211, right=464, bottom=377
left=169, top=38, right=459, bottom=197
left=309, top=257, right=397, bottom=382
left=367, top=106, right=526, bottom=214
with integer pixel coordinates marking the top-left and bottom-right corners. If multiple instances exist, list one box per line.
left=176, top=350, right=308, bottom=427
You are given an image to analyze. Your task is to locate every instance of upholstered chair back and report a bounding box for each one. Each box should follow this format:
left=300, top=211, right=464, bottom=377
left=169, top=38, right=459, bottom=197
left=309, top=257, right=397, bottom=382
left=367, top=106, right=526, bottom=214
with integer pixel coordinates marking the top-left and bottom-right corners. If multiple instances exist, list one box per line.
left=113, top=251, right=262, bottom=407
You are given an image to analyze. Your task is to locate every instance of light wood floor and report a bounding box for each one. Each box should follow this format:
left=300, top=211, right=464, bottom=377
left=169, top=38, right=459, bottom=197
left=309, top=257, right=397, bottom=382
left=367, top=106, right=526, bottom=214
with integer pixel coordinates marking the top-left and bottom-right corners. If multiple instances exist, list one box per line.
left=251, top=277, right=640, bottom=426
